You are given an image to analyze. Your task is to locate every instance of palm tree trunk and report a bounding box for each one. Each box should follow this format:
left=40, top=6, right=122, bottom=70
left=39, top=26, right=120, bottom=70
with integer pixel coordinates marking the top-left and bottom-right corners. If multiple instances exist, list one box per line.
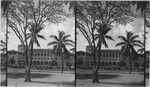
left=91, top=25, right=98, bottom=83
left=129, top=55, right=132, bottom=74
left=24, top=45, right=31, bottom=82
left=92, top=36, right=102, bottom=83
left=24, top=49, right=31, bottom=82
left=61, top=53, right=64, bottom=73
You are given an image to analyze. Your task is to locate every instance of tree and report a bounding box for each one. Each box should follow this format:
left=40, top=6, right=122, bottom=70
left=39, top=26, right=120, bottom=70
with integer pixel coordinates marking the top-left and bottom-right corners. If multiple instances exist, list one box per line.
left=76, top=1, right=134, bottom=83
left=26, top=23, right=46, bottom=81
left=0, top=40, right=6, bottom=54
left=77, top=58, right=84, bottom=68
left=9, top=57, right=16, bottom=65
left=116, top=31, right=143, bottom=74
left=93, top=25, right=114, bottom=82
left=7, top=0, right=69, bottom=82
left=47, top=30, right=74, bottom=73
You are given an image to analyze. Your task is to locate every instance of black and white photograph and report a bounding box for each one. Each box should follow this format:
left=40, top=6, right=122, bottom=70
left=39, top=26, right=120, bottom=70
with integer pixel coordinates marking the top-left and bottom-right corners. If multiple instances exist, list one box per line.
left=1, top=0, right=75, bottom=87
left=76, top=1, right=149, bottom=87
left=0, top=0, right=150, bottom=87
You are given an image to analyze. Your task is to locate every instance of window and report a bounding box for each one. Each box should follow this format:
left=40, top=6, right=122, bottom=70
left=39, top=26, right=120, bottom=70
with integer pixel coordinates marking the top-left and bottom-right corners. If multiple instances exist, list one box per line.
left=103, top=53, right=105, bottom=57
left=35, top=51, right=37, bottom=56
left=47, top=52, right=49, bottom=56
left=38, top=51, right=40, bottom=56
left=41, top=51, right=43, bottom=56
left=106, top=53, right=108, bottom=57
left=44, top=52, right=46, bottom=56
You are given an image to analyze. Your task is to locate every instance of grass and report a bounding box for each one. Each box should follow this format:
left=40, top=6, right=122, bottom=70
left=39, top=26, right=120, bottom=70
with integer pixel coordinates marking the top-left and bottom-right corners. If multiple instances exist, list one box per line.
left=8, top=72, right=53, bottom=79
left=76, top=73, right=122, bottom=80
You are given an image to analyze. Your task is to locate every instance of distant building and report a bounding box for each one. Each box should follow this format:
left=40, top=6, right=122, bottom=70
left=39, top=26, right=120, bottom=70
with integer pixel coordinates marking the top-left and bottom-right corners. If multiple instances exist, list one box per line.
left=76, top=45, right=144, bottom=68
left=1, top=44, right=74, bottom=69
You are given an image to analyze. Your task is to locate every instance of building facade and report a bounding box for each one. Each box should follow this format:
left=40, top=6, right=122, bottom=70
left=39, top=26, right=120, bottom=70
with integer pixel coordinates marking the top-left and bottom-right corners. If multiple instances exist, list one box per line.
left=76, top=46, right=144, bottom=69
left=1, top=44, right=74, bottom=69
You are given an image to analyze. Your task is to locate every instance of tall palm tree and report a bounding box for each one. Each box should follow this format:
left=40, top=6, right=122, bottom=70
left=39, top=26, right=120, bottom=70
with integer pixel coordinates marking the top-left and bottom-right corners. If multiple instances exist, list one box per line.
left=47, top=30, right=74, bottom=73
left=92, top=26, right=114, bottom=83
left=116, top=31, right=143, bottom=74
left=26, top=24, right=46, bottom=82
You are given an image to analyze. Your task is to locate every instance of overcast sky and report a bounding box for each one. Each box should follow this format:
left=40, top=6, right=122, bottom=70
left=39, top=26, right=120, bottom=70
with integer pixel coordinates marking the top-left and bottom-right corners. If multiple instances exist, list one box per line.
left=77, top=17, right=150, bottom=51
left=1, top=2, right=150, bottom=52
left=1, top=3, right=75, bottom=51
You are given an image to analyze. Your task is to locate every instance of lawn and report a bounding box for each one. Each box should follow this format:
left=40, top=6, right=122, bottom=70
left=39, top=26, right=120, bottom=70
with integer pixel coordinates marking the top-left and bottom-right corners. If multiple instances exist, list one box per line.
left=6, top=69, right=75, bottom=87
left=76, top=69, right=144, bottom=87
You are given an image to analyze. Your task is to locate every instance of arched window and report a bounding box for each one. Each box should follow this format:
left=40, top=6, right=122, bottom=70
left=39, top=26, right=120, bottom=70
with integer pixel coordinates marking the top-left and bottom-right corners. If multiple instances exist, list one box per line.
left=37, top=61, right=40, bottom=65
left=38, top=51, right=40, bottom=56
left=35, top=51, right=37, bottom=56
left=41, top=61, right=44, bottom=65
left=41, top=51, right=43, bottom=56
left=44, top=51, right=46, bottom=56
left=45, top=61, right=48, bottom=65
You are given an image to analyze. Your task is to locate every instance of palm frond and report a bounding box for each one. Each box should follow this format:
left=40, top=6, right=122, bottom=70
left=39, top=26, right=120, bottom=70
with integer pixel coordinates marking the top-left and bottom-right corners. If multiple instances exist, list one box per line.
left=115, top=42, right=126, bottom=47
left=130, top=35, right=139, bottom=41
left=102, top=38, right=108, bottom=48
left=50, top=35, right=59, bottom=41
left=47, top=41, right=58, bottom=46
left=117, top=36, right=127, bottom=42
left=35, top=38, right=40, bottom=47
left=105, top=35, right=115, bottom=41
left=37, top=34, right=46, bottom=40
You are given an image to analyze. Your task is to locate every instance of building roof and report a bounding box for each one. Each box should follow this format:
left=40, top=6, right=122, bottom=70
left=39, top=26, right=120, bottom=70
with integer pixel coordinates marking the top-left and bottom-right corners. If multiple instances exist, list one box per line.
left=8, top=50, right=25, bottom=55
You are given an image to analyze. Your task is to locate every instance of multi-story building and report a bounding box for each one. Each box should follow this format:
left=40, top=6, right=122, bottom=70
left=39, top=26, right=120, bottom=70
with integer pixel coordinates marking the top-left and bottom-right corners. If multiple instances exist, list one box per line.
left=1, top=44, right=74, bottom=69
left=77, top=45, right=144, bottom=69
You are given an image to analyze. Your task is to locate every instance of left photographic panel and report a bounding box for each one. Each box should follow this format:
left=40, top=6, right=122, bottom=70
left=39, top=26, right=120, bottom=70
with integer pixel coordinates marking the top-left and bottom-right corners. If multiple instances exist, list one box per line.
left=1, top=0, right=75, bottom=87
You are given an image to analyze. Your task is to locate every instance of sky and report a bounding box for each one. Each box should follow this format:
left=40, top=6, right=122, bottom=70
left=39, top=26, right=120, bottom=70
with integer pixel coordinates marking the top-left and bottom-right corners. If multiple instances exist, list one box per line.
left=0, top=3, right=75, bottom=51
left=1, top=17, right=75, bottom=51
left=1, top=2, right=150, bottom=52
left=77, top=17, right=150, bottom=51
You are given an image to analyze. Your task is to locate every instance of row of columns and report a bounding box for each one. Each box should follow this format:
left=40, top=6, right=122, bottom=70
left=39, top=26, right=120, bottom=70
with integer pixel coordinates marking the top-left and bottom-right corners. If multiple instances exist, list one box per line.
left=99, top=62, right=119, bottom=66
left=18, top=61, right=57, bottom=66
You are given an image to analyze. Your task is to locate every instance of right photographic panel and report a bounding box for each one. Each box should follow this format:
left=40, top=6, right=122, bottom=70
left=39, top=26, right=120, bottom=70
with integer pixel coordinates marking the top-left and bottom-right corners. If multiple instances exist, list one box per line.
left=76, top=1, right=150, bottom=87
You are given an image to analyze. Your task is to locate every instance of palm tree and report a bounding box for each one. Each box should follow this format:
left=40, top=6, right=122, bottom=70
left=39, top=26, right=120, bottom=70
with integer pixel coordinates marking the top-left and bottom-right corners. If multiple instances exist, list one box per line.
left=137, top=42, right=144, bottom=54
left=92, top=26, right=114, bottom=83
left=116, top=31, right=143, bottom=74
left=70, top=47, right=75, bottom=54
left=1, top=40, right=6, bottom=54
left=47, top=30, right=74, bottom=73
left=26, top=24, right=46, bottom=82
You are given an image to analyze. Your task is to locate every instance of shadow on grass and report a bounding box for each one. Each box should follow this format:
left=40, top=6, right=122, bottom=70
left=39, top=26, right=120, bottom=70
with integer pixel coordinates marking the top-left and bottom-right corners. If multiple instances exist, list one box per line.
left=100, top=81, right=144, bottom=86
left=8, top=72, right=53, bottom=79
left=32, top=80, right=75, bottom=87
left=76, top=73, right=121, bottom=80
